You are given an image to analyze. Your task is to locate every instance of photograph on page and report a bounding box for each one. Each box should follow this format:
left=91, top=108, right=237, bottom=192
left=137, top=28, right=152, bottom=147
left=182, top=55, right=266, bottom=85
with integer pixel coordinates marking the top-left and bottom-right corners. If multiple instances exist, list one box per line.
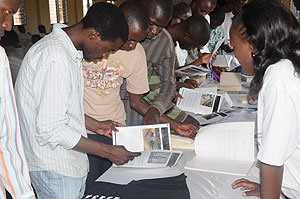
left=113, top=124, right=172, bottom=152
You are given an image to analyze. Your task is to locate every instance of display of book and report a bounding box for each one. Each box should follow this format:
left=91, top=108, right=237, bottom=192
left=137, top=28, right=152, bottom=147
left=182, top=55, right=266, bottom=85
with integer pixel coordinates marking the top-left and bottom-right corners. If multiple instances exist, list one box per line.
left=176, top=87, right=223, bottom=115
left=184, top=122, right=255, bottom=176
left=113, top=124, right=182, bottom=168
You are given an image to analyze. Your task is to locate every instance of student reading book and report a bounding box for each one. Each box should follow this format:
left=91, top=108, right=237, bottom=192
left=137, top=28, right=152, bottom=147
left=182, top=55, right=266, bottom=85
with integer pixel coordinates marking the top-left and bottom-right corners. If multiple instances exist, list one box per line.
left=229, top=1, right=300, bottom=198
left=184, top=122, right=255, bottom=176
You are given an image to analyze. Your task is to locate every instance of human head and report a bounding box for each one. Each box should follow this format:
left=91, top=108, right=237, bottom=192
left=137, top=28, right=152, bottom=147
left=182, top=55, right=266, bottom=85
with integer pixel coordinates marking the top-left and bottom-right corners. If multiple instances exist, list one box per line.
left=228, top=0, right=249, bottom=15
left=141, top=0, right=173, bottom=40
left=38, top=25, right=46, bottom=34
left=209, top=6, right=225, bottom=29
left=173, top=2, right=192, bottom=21
left=191, top=0, right=213, bottom=17
left=80, top=2, right=128, bottom=61
left=178, top=16, right=211, bottom=50
left=0, top=0, right=21, bottom=37
left=230, top=0, right=300, bottom=102
left=119, top=0, right=149, bottom=51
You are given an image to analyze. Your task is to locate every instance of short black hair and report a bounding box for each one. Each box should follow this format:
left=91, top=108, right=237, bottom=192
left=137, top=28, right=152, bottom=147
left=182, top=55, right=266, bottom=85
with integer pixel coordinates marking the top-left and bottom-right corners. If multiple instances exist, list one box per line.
left=38, top=25, right=46, bottom=33
left=141, top=0, right=173, bottom=21
left=173, top=2, right=192, bottom=20
left=209, top=6, right=225, bottom=24
left=119, top=1, right=149, bottom=31
left=81, top=2, right=128, bottom=42
left=185, top=16, right=211, bottom=47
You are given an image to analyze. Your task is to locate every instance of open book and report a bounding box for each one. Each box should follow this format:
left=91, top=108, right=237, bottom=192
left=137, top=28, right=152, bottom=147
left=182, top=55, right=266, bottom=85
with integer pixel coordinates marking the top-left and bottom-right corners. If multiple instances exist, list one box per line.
left=184, top=122, right=255, bottom=176
left=113, top=124, right=182, bottom=168
left=176, top=87, right=223, bottom=114
left=175, top=64, right=210, bottom=76
left=175, top=38, right=226, bottom=77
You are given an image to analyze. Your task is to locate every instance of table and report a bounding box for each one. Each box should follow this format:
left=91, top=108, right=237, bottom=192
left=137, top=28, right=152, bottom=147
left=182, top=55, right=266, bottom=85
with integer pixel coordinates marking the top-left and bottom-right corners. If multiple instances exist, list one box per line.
left=97, top=108, right=260, bottom=199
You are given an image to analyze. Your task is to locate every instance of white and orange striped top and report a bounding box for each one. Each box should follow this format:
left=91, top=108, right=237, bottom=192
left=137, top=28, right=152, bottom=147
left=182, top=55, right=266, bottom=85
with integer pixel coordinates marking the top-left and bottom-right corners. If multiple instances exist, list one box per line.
left=0, top=46, right=35, bottom=199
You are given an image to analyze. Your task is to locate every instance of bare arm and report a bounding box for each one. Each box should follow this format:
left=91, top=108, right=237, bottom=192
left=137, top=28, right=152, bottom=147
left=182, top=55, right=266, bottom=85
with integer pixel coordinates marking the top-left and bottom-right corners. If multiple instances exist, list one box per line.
left=84, top=114, right=123, bottom=138
left=73, top=136, right=140, bottom=165
left=129, top=93, right=198, bottom=139
left=260, top=161, right=283, bottom=199
left=231, top=162, right=283, bottom=198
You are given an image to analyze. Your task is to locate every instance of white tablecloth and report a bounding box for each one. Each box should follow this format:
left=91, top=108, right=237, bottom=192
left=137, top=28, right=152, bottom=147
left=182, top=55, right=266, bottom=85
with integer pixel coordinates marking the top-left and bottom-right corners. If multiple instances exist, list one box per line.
left=97, top=82, right=261, bottom=199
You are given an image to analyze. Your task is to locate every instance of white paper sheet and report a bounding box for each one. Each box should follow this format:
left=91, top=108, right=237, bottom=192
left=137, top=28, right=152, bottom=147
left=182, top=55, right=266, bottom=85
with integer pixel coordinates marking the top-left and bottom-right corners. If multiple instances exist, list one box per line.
left=185, top=122, right=255, bottom=176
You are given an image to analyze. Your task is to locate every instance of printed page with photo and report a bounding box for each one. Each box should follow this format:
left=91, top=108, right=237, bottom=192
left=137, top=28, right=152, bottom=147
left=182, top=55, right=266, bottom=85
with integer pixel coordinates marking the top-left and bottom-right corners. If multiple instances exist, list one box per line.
left=112, top=124, right=182, bottom=168
left=176, top=87, right=223, bottom=114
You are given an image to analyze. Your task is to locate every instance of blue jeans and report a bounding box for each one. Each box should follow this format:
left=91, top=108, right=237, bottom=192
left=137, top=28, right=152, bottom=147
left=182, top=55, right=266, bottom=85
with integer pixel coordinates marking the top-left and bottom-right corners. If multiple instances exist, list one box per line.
left=30, top=171, right=87, bottom=199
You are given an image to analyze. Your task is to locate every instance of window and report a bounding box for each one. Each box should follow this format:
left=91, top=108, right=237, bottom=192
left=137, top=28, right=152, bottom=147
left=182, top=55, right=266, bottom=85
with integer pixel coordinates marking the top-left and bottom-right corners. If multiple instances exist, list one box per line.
left=83, top=0, right=95, bottom=16
left=13, top=0, right=26, bottom=25
left=49, top=0, right=68, bottom=24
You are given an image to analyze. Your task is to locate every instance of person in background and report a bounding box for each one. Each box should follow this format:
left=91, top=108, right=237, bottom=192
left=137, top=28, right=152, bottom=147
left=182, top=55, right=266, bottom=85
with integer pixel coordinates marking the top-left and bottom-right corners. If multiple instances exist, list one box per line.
left=0, top=0, right=36, bottom=198
left=167, top=16, right=211, bottom=89
left=173, top=2, right=193, bottom=22
left=17, top=25, right=31, bottom=47
left=122, top=0, right=199, bottom=139
left=38, top=24, right=47, bottom=38
left=169, top=2, right=192, bottom=26
left=230, top=1, right=300, bottom=198
left=1, top=29, right=27, bottom=84
left=186, top=0, right=216, bottom=70
left=15, top=2, right=140, bottom=198
left=190, top=0, right=216, bottom=21
left=83, top=0, right=150, bottom=190
left=207, top=6, right=225, bottom=53
left=221, top=0, right=249, bottom=53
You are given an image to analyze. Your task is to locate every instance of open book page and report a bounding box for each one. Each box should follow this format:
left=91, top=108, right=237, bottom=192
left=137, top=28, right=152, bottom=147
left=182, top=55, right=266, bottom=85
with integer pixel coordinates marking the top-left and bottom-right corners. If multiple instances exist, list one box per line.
left=113, top=124, right=171, bottom=152
left=212, top=55, right=233, bottom=67
left=185, top=122, right=255, bottom=176
left=190, top=112, right=230, bottom=125
left=114, top=150, right=182, bottom=168
left=175, top=64, right=210, bottom=76
left=208, top=38, right=226, bottom=69
left=177, top=88, right=223, bottom=114
left=194, top=86, right=217, bottom=94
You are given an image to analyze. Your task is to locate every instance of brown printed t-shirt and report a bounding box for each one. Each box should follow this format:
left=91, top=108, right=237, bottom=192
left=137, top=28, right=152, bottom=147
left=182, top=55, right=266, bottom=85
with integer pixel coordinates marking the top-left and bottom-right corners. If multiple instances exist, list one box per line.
left=83, top=43, right=149, bottom=125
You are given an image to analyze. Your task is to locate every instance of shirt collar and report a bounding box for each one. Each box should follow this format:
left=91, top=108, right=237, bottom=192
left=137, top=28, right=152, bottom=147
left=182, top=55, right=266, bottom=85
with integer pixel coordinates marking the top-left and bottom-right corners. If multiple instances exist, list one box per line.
left=52, top=23, right=83, bottom=63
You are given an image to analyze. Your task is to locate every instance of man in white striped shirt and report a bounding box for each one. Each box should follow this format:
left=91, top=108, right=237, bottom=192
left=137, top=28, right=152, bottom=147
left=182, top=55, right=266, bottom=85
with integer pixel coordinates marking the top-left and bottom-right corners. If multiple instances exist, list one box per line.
left=14, top=2, right=140, bottom=199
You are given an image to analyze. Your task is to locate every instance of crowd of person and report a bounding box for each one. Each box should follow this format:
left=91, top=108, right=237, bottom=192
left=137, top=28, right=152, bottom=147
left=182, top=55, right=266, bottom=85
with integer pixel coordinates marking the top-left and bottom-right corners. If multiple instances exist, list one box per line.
left=0, top=0, right=299, bottom=198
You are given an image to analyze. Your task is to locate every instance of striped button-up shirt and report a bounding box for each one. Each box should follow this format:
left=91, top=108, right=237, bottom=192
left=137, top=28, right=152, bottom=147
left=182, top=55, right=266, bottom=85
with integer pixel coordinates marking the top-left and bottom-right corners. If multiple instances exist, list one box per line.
left=15, top=24, right=88, bottom=178
left=142, top=28, right=176, bottom=115
left=0, top=46, right=35, bottom=198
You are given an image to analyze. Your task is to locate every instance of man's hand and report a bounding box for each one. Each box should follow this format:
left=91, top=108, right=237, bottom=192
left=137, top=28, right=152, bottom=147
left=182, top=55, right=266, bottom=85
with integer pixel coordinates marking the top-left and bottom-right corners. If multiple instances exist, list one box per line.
left=184, top=79, right=198, bottom=88
left=172, top=92, right=183, bottom=104
left=192, top=53, right=212, bottom=66
left=106, top=145, right=141, bottom=165
left=95, top=120, right=123, bottom=138
left=142, top=107, right=160, bottom=125
left=212, top=66, right=227, bottom=77
left=232, top=178, right=260, bottom=197
left=173, top=123, right=199, bottom=139
left=176, top=79, right=199, bottom=91
left=221, top=44, right=234, bottom=53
